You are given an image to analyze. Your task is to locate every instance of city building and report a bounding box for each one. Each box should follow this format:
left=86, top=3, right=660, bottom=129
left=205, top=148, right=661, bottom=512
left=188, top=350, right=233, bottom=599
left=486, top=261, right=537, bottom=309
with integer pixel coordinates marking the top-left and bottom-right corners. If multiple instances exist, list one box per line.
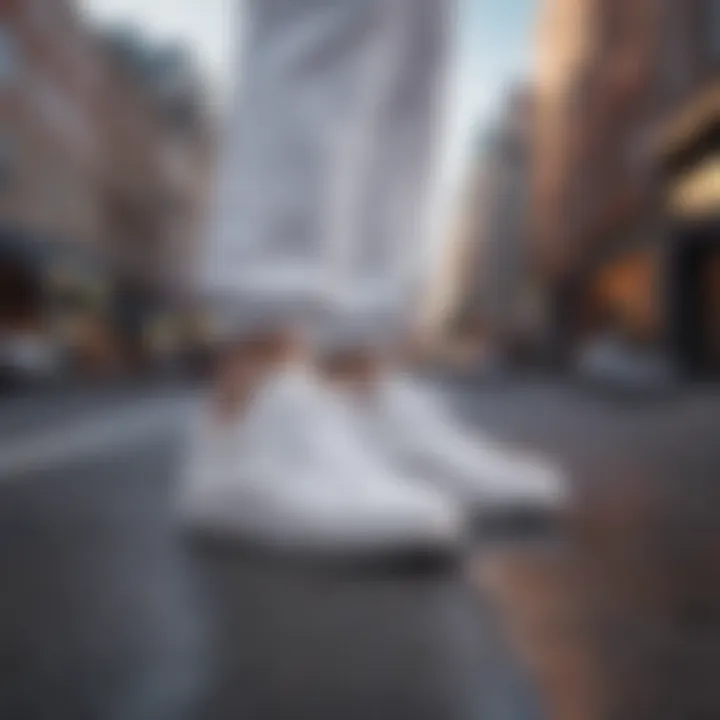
left=533, top=0, right=719, bottom=376
left=448, top=86, right=542, bottom=364
left=0, top=0, right=215, bottom=377
left=474, top=87, right=541, bottom=356
left=654, top=1, right=719, bottom=376
left=533, top=0, right=598, bottom=281
left=97, top=30, right=215, bottom=367
left=98, top=33, right=213, bottom=293
left=0, top=0, right=102, bottom=246
left=0, top=0, right=110, bottom=373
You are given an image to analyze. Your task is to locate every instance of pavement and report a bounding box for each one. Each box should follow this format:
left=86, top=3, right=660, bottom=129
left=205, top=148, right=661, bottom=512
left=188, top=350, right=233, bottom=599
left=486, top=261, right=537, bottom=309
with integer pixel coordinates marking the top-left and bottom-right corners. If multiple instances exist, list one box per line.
left=2, top=379, right=718, bottom=720
left=445, top=379, right=720, bottom=720
left=0, top=385, right=543, bottom=720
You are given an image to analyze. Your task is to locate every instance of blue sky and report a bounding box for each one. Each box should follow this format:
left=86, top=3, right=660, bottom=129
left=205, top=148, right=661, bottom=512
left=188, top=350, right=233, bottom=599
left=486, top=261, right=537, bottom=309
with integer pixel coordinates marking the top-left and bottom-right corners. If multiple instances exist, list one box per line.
left=451, top=0, right=536, bottom=178
left=82, top=0, right=538, bottom=221
left=456, top=0, right=535, bottom=122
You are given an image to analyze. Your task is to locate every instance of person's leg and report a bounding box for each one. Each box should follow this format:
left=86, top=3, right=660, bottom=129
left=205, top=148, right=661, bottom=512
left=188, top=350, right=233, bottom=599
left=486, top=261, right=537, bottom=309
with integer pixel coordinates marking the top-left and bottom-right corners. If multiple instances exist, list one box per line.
left=349, top=0, right=455, bottom=336
left=319, top=346, right=385, bottom=399
left=324, top=0, right=569, bottom=531
left=203, top=0, right=393, bottom=419
left=209, top=329, right=307, bottom=424
left=182, top=0, right=463, bottom=555
left=317, top=0, right=454, bottom=388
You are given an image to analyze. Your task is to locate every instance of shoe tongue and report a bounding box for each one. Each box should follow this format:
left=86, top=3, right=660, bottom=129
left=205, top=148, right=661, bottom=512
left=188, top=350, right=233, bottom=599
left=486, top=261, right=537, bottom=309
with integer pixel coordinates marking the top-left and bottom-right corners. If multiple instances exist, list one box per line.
left=249, top=366, right=397, bottom=486
left=310, top=389, right=398, bottom=481
left=384, top=378, right=464, bottom=451
left=385, top=378, right=435, bottom=422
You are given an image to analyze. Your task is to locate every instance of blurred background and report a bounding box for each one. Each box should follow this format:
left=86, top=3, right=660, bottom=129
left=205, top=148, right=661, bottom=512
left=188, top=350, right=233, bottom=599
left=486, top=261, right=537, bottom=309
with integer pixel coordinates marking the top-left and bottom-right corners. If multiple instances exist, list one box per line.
left=0, top=2, right=718, bottom=720
left=0, top=0, right=717, bottom=388
left=435, top=0, right=719, bottom=385
left=0, top=0, right=217, bottom=388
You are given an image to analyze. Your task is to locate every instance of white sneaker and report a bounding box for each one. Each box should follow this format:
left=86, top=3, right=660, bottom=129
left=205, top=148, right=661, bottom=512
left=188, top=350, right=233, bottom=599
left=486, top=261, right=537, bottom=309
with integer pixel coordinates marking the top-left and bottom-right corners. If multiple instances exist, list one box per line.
left=177, top=366, right=462, bottom=557
left=349, top=375, right=569, bottom=524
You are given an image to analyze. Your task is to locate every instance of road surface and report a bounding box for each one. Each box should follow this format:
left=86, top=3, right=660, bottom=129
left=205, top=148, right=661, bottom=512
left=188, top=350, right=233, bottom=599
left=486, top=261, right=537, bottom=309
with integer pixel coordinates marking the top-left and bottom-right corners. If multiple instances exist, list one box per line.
left=0, top=387, right=542, bottom=720
left=448, top=379, right=720, bottom=720
left=4, top=379, right=717, bottom=720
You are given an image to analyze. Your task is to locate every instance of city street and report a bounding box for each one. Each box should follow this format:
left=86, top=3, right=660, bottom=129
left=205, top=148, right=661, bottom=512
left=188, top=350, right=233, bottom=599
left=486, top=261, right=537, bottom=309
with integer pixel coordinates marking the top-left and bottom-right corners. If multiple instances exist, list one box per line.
left=0, top=380, right=718, bottom=720
left=451, top=379, right=720, bottom=720
left=1, top=0, right=716, bottom=718
left=0, top=385, right=541, bottom=720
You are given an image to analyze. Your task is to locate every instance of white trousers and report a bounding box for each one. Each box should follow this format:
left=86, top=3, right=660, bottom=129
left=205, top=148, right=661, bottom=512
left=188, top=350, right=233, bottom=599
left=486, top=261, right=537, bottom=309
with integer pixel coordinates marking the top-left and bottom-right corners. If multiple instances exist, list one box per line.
left=204, top=0, right=453, bottom=341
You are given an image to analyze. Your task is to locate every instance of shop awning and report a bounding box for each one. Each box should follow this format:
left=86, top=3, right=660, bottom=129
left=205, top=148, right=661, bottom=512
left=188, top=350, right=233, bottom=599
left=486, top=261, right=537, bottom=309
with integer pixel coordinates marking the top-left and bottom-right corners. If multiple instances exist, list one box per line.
left=668, top=153, right=720, bottom=219
left=654, top=83, right=720, bottom=175
left=0, top=227, right=112, bottom=303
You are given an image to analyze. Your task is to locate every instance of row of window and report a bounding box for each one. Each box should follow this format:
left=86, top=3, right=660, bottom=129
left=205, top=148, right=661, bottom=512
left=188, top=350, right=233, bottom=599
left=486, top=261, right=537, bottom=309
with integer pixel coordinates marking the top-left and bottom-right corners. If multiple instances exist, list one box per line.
left=711, top=0, right=720, bottom=55
left=0, top=25, right=17, bottom=87
left=0, top=18, right=97, bottom=161
left=602, top=0, right=719, bottom=71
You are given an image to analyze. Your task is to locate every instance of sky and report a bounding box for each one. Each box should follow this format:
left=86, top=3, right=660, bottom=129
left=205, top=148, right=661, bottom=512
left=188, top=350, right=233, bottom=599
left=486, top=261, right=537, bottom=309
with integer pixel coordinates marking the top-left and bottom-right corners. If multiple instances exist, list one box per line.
left=81, top=0, right=537, bottom=230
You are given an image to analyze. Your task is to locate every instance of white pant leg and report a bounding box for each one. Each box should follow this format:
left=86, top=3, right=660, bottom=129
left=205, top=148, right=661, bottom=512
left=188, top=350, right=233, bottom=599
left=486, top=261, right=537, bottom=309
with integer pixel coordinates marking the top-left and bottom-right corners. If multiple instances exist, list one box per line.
left=345, top=0, right=455, bottom=338
left=203, top=0, right=386, bottom=330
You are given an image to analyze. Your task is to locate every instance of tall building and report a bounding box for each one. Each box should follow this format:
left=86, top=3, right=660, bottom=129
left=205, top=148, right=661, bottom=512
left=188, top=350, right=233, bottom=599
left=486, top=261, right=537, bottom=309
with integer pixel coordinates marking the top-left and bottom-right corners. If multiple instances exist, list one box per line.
left=474, top=87, right=540, bottom=351
left=449, top=86, right=542, bottom=361
left=533, top=0, right=719, bottom=375
left=533, top=0, right=598, bottom=278
left=0, top=0, right=108, bottom=368
left=654, top=1, right=719, bottom=376
left=97, top=30, right=214, bottom=365
left=0, top=0, right=102, bottom=246
left=98, top=33, right=213, bottom=294
left=0, top=0, right=215, bottom=373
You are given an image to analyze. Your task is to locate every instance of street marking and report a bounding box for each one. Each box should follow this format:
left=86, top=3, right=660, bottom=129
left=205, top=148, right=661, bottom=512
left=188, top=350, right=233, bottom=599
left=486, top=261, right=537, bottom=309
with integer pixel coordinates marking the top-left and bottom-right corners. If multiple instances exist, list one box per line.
left=0, top=399, right=195, bottom=479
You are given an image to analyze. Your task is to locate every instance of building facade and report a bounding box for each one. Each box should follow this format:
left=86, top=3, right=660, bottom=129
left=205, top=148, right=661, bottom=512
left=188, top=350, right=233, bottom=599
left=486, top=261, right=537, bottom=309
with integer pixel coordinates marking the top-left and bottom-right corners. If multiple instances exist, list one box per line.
left=0, top=0, right=109, bottom=372
left=533, top=0, right=598, bottom=280
left=479, top=88, right=540, bottom=351
left=0, top=0, right=102, bottom=246
left=96, top=31, right=215, bottom=368
left=655, top=0, right=719, bottom=376
left=98, top=35, right=213, bottom=295
left=450, top=86, right=542, bottom=362
left=533, top=0, right=719, bottom=375
left=0, top=0, right=214, bottom=374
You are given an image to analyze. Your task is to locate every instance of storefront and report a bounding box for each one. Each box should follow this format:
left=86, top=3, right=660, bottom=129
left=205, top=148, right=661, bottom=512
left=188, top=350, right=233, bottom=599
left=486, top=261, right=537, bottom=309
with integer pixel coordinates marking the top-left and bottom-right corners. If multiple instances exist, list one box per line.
left=46, top=248, right=116, bottom=376
left=110, top=276, right=202, bottom=374
left=0, top=230, right=45, bottom=333
left=583, top=245, right=664, bottom=349
left=660, top=89, right=720, bottom=377
left=111, top=274, right=163, bottom=372
left=667, top=219, right=720, bottom=377
left=0, top=228, right=116, bottom=378
left=567, top=86, right=720, bottom=378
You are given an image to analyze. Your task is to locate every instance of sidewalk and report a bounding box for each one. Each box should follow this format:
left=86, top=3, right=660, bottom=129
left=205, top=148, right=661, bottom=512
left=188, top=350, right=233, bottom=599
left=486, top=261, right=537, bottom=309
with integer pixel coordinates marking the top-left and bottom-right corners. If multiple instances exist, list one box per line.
left=0, top=377, right=191, bottom=443
left=459, top=380, right=720, bottom=720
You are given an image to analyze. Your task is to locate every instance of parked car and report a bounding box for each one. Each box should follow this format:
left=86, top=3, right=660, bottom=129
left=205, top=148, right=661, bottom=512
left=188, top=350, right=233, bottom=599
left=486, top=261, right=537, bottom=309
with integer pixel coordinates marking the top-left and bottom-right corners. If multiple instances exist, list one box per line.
left=577, top=334, right=674, bottom=391
left=0, top=332, right=64, bottom=389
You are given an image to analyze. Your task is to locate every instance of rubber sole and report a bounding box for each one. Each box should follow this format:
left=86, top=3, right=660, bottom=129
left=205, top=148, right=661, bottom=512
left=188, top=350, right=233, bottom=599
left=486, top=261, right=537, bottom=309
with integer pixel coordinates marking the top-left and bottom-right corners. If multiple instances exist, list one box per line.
left=176, top=519, right=466, bottom=576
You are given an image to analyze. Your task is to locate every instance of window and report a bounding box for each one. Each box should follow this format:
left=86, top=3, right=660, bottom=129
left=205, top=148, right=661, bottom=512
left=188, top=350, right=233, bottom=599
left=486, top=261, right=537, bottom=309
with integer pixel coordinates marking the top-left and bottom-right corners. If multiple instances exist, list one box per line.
left=31, top=74, right=95, bottom=160
left=0, top=26, right=18, bottom=88
left=0, top=132, right=15, bottom=188
left=663, top=0, right=695, bottom=98
left=27, top=0, right=66, bottom=33
left=711, top=0, right=720, bottom=55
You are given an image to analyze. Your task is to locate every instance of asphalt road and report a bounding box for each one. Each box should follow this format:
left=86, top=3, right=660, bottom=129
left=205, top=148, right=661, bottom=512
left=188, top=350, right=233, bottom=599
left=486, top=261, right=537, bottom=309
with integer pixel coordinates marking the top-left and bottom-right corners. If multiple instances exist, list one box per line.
left=446, top=378, right=720, bottom=720
left=7, top=380, right=716, bottom=720
left=0, top=388, right=543, bottom=720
